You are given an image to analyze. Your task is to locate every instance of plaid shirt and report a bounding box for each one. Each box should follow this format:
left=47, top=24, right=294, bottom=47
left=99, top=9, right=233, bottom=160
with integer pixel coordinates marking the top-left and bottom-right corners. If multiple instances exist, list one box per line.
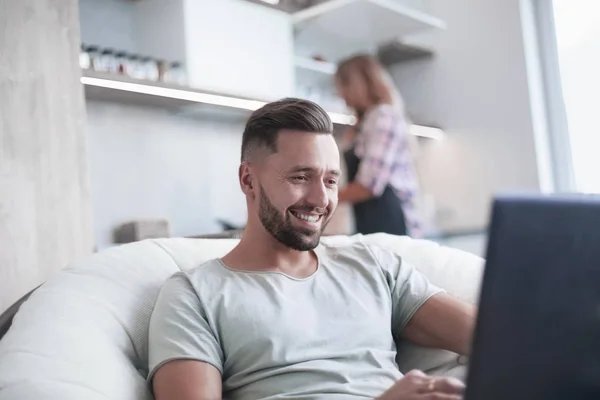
left=353, top=104, right=422, bottom=236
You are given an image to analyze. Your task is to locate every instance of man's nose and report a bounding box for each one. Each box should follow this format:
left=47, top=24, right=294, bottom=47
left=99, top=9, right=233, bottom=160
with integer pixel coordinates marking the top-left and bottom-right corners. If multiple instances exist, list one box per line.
left=306, top=181, right=328, bottom=209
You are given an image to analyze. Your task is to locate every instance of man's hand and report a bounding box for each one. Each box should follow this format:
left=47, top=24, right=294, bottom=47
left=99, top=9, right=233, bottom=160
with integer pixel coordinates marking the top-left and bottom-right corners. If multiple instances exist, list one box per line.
left=377, top=370, right=465, bottom=400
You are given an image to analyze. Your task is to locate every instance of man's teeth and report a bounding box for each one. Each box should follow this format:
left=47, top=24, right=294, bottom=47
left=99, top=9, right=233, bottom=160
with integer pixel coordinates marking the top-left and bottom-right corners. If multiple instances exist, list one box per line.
left=293, top=212, right=320, bottom=223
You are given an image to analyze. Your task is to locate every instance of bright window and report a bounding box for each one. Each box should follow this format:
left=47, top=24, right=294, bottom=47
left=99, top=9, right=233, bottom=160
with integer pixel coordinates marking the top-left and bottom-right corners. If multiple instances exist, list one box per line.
left=552, top=0, right=600, bottom=193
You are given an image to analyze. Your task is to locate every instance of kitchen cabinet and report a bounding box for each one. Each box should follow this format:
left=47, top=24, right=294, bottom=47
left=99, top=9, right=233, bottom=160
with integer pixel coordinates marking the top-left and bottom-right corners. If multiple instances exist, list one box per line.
left=293, top=0, right=445, bottom=63
left=291, top=0, right=445, bottom=113
left=132, top=0, right=294, bottom=101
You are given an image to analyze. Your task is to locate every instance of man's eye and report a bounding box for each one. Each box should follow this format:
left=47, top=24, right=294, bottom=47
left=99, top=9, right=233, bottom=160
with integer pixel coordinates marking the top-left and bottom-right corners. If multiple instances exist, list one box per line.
left=327, top=179, right=338, bottom=186
left=293, top=176, right=308, bottom=182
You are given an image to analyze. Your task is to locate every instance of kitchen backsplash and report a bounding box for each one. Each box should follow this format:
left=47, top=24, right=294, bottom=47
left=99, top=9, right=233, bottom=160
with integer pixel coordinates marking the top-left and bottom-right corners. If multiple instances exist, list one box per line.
left=86, top=100, right=249, bottom=249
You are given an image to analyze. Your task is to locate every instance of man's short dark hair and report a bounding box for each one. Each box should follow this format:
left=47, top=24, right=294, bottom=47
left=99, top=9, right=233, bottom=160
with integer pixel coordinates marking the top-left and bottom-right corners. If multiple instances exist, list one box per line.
left=241, top=98, right=334, bottom=162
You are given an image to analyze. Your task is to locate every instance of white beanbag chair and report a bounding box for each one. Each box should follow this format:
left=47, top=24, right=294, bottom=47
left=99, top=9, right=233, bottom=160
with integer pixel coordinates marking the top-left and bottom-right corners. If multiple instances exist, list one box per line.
left=0, top=234, right=484, bottom=400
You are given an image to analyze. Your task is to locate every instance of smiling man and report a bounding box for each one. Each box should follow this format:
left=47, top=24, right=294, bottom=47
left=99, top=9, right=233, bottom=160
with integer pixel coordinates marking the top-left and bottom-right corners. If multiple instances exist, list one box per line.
left=148, top=98, right=475, bottom=400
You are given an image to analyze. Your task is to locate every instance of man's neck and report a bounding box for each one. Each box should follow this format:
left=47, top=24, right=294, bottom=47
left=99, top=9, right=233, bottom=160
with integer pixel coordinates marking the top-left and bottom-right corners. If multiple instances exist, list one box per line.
left=221, top=224, right=318, bottom=279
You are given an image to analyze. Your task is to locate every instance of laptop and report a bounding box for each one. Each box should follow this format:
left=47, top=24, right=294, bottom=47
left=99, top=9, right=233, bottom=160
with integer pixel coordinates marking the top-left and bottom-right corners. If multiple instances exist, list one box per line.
left=465, top=194, right=600, bottom=400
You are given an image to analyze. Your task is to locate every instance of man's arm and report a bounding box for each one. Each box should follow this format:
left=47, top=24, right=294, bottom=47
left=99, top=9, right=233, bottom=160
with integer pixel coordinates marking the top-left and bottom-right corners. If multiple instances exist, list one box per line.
left=148, top=273, right=225, bottom=400
left=153, top=360, right=222, bottom=400
left=401, top=293, right=477, bottom=356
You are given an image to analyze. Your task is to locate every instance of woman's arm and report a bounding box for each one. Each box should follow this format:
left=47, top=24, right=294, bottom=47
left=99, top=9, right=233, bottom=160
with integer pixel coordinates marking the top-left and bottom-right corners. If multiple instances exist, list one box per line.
left=341, top=105, right=409, bottom=204
left=338, top=182, right=373, bottom=204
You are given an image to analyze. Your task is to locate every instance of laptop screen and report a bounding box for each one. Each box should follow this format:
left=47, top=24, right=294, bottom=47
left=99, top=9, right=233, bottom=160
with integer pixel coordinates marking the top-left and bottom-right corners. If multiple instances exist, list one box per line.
left=465, top=195, right=600, bottom=400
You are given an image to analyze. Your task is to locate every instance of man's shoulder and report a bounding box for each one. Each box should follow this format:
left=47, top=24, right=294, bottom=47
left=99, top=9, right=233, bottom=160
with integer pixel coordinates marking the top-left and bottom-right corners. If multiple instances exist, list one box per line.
left=320, top=236, right=399, bottom=269
left=163, top=258, right=228, bottom=294
left=187, top=257, right=227, bottom=275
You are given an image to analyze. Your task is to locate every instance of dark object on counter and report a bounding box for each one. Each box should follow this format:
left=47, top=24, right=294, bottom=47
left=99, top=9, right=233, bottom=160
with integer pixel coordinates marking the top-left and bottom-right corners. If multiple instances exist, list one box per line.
left=190, top=230, right=244, bottom=240
left=217, top=219, right=242, bottom=231
left=113, top=219, right=171, bottom=244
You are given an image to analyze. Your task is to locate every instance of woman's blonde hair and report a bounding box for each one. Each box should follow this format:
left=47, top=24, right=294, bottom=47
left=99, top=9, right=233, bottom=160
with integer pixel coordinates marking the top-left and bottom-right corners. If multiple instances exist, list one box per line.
left=335, top=54, right=404, bottom=112
left=336, top=54, right=419, bottom=158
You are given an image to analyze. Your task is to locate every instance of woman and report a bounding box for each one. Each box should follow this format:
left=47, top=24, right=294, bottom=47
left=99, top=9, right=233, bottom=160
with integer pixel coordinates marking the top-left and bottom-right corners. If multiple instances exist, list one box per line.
left=335, top=55, right=422, bottom=237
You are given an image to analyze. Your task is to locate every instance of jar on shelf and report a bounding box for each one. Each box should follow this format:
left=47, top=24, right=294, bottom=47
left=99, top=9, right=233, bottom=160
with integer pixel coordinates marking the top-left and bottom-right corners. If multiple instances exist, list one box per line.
left=125, top=54, right=136, bottom=78
left=115, top=51, right=128, bottom=75
left=87, top=46, right=101, bottom=71
left=142, top=57, right=159, bottom=81
left=166, top=62, right=187, bottom=86
left=98, top=48, right=116, bottom=72
left=156, top=60, right=168, bottom=82
left=79, top=44, right=91, bottom=69
left=127, top=55, right=143, bottom=79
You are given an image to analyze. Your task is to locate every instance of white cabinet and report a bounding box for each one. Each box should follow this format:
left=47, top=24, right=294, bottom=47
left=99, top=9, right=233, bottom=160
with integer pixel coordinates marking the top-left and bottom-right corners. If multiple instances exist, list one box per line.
left=183, top=0, right=294, bottom=100
left=292, top=0, right=446, bottom=63
left=133, top=0, right=294, bottom=101
left=290, top=0, right=446, bottom=114
left=133, top=0, right=188, bottom=67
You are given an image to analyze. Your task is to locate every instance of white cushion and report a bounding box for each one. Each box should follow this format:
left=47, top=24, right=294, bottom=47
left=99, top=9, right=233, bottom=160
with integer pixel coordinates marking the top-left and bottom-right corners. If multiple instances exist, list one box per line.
left=0, top=234, right=484, bottom=399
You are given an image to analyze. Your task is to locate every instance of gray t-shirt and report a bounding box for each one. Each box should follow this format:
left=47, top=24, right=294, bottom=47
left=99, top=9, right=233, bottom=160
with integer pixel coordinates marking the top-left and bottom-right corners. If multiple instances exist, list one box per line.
left=148, top=239, right=443, bottom=399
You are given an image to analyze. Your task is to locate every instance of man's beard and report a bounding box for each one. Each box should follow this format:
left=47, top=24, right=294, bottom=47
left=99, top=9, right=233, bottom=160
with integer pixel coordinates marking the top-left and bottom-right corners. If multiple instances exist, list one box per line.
left=258, top=185, right=329, bottom=251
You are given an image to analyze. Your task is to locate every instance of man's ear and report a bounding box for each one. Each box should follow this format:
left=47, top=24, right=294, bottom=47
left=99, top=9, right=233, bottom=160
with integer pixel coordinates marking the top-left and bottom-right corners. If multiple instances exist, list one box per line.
left=239, top=162, right=255, bottom=196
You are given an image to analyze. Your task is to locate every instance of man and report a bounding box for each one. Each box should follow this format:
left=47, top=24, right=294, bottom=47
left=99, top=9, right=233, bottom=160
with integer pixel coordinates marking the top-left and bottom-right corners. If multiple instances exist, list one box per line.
left=148, top=99, right=476, bottom=400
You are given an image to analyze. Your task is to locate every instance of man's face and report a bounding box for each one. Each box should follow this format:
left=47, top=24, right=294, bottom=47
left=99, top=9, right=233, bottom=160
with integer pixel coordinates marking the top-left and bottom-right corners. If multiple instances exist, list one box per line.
left=254, top=130, right=340, bottom=251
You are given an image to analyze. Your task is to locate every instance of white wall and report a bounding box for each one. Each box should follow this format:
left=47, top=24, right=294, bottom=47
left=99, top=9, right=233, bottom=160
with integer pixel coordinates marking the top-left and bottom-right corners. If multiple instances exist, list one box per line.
left=134, top=0, right=187, bottom=63
left=392, top=0, right=542, bottom=232
left=86, top=101, right=248, bottom=250
left=79, top=0, right=136, bottom=52
left=80, top=0, right=251, bottom=250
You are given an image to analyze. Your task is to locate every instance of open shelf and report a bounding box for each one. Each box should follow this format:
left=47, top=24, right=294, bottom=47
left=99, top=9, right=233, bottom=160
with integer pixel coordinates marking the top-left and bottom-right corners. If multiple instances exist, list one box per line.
left=295, top=56, right=336, bottom=86
left=81, top=69, right=442, bottom=138
left=293, top=0, right=446, bottom=61
left=81, top=69, right=354, bottom=124
left=377, top=41, right=434, bottom=65
left=81, top=70, right=265, bottom=111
